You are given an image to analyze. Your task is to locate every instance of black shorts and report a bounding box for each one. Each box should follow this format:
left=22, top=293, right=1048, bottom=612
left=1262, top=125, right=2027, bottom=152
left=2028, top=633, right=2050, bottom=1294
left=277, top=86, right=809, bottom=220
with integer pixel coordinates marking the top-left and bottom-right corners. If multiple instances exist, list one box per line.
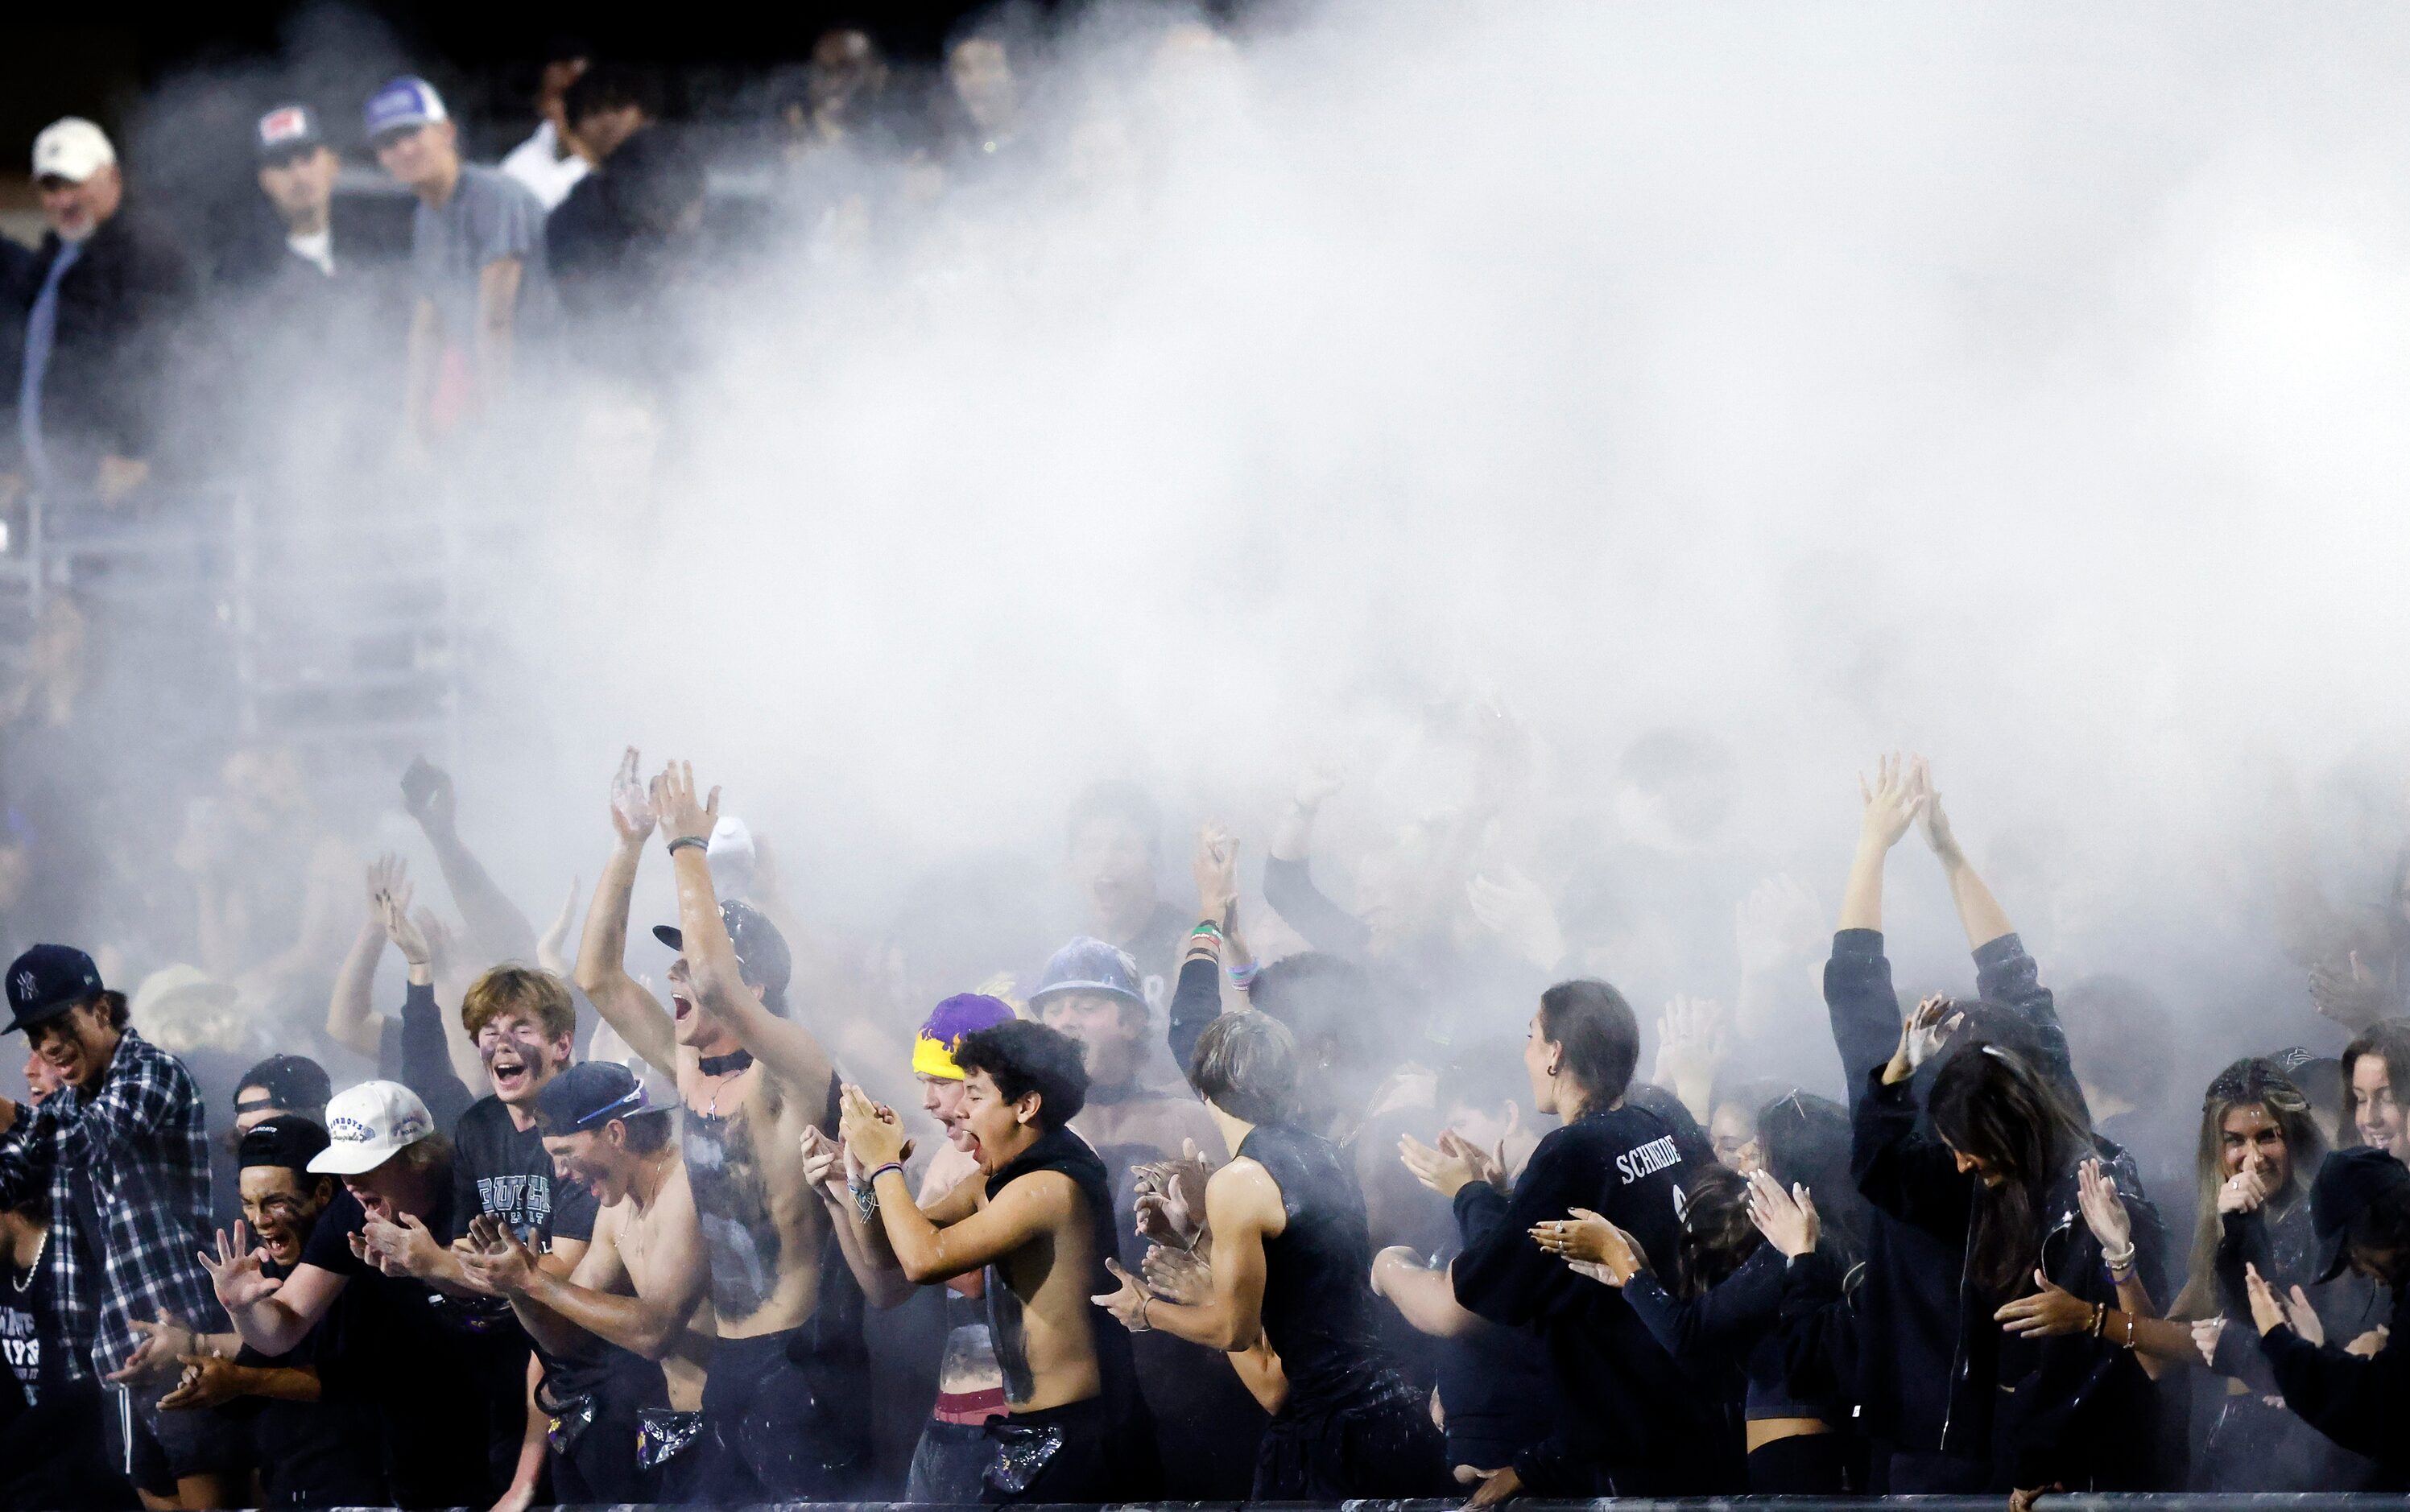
left=1253, top=1371, right=1450, bottom=1500
left=697, top=1328, right=870, bottom=1502
left=978, top=1396, right=1160, bottom=1505
left=114, top=1382, right=246, bottom=1493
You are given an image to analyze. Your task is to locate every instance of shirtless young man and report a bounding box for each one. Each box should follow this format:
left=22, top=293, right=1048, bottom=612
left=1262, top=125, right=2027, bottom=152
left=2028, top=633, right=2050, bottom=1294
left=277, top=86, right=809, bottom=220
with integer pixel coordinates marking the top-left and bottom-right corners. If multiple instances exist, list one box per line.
left=839, top=1019, right=1162, bottom=1503
left=460, top=1061, right=713, bottom=1502
left=573, top=753, right=862, bottom=1500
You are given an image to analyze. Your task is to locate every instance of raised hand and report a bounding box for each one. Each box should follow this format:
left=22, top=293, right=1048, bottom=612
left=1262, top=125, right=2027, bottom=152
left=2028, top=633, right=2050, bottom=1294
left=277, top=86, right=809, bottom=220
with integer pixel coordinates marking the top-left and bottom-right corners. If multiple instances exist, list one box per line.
left=799, top=1126, right=848, bottom=1200
left=1995, top=1270, right=2094, bottom=1336
left=2309, top=951, right=2389, bottom=1033
left=610, top=747, right=656, bottom=845
left=2076, top=1159, right=2132, bottom=1257
left=1133, top=1139, right=1213, bottom=1250
left=377, top=882, right=429, bottom=966
left=1293, top=760, right=1346, bottom=812
left=837, top=1084, right=907, bottom=1169
left=1142, top=1242, right=1212, bottom=1306
left=537, top=877, right=582, bottom=977
left=1746, top=1170, right=1821, bottom=1259
left=366, top=853, right=409, bottom=924
left=198, top=1224, right=282, bottom=1312
left=399, top=755, right=456, bottom=836
left=1911, top=755, right=1962, bottom=863
left=1193, top=824, right=1240, bottom=929
left=1887, top=995, right=1953, bottom=1084
left=1467, top=866, right=1565, bottom=971
left=1857, top=752, right=1926, bottom=853
left=652, top=760, right=720, bottom=849
left=1441, top=1129, right=1506, bottom=1190
left=2285, top=1284, right=2325, bottom=1347
left=1650, top=995, right=1729, bottom=1097
left=2190, top=1316, right=2226, bottom=1368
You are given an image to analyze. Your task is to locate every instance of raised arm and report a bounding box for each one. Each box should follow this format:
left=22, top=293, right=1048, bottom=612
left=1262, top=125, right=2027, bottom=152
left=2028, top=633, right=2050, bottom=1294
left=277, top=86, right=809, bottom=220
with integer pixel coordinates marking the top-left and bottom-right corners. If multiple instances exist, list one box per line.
left=1263, top=762, right=1371, bottom=956
left=841, top=1089, right=1059, bottom=1284
left=378, top=889, right=477, bottom=1134
left=326, top=857, right=396, bottom=1059
left=1837, top=753, right=1923, bottom=934
left=402, top=757, right=538, bottom=969
left=574, top=750, right=677, bottom=1078
left=201, top=1224, right=346, bottom=1358
left=655, top=762, right=831, bottom=1096
left=1913, top=758, right=2013, bottom=951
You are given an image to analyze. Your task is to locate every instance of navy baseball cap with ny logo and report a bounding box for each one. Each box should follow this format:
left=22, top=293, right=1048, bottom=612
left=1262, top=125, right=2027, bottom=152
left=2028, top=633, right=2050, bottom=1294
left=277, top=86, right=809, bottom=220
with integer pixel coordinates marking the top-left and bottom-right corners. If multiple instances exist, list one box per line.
left=6, top=944, right=104, bottom=1034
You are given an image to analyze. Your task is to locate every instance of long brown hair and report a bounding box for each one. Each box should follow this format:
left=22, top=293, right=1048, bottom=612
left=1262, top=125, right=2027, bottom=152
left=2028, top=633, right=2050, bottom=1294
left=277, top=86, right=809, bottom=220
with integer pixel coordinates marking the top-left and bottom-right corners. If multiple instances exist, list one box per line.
left=2170, top=1058, right=2324, bottom=1320
left=1926, top=1042, right=2091, bottom=1299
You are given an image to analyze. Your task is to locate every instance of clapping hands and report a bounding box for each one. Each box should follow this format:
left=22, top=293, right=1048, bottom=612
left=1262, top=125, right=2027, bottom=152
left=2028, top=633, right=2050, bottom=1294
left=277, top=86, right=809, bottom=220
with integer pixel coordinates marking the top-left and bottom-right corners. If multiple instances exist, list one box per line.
left=1133, top=1139, right=1214, bottom=1250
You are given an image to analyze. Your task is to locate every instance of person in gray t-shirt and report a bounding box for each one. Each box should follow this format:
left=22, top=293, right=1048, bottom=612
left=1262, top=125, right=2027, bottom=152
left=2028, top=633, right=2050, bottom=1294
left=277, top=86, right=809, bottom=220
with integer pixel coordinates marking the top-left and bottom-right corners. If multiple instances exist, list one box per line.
left=362, top=75, right=557, bottom=449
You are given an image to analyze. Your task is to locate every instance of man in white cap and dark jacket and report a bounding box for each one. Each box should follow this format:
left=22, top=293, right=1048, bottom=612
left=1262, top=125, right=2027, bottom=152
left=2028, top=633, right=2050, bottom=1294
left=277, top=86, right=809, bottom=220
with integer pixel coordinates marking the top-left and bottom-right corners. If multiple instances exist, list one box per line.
left=201, top=1078, right=523, bottom=1507
left=5, top=117, right=194, bottom=508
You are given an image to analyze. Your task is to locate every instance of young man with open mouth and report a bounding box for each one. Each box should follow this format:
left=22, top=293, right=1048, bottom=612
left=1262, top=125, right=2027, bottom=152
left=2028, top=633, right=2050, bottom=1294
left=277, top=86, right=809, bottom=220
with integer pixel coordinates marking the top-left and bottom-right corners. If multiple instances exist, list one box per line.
left=575, top=751, right=870, bottom=1501
left=841, top=1018, right=1162, bottom=1503
left=461, top=1060, right=712, bottom=1503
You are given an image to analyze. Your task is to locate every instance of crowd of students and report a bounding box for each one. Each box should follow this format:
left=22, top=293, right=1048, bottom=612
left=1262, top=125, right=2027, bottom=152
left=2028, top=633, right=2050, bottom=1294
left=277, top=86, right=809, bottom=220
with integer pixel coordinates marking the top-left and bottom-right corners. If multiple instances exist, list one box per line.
left=1, top=740, right=2407, bottom=1511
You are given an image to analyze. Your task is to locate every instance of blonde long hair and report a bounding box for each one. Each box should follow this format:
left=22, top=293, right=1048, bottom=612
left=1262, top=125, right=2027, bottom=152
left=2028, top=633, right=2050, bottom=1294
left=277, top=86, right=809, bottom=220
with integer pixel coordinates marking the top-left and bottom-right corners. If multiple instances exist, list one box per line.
left=2170, top=1057, right=2325, bottom=1320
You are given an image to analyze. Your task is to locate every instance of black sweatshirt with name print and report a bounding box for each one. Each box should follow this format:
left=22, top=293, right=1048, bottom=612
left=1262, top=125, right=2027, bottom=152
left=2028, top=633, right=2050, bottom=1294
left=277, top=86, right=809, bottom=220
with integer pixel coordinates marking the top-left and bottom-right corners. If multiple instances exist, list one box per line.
left=1449, top=1101, right=1738, bottom=1496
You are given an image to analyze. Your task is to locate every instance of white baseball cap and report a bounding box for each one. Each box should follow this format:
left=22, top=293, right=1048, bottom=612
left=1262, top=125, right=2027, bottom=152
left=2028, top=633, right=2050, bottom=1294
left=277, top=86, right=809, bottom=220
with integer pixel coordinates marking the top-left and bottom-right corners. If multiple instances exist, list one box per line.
left=33, top=118, right=117, bottom=184
left=310, top=1080, right=436, bottom=1175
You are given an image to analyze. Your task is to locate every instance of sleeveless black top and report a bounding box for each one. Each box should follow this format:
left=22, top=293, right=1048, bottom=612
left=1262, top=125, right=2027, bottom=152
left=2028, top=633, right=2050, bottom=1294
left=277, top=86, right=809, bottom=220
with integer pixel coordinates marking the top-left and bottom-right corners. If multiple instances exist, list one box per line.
left=981, top=1124, right=1147, bottom=1420
left=1239, top=1122, right=1391, bottom=1416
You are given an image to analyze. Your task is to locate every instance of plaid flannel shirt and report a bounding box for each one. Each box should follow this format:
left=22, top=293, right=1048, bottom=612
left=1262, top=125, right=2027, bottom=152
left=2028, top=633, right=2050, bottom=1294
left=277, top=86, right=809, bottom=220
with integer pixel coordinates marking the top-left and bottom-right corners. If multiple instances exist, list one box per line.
left=0, top=1028, right=221, bottom=1380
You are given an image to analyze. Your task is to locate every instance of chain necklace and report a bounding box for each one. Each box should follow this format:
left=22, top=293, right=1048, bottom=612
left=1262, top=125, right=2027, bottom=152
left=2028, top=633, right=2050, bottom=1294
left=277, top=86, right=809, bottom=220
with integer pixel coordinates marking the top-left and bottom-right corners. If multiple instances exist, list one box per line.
left=10, top=1227, right=48, bottom=1294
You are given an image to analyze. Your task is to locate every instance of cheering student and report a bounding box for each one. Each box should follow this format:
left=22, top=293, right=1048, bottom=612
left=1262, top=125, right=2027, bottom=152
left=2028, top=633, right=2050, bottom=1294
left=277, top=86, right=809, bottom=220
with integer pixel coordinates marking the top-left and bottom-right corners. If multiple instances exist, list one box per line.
left=460, top=1061, right=711, bottom=1502
left=2340, top=1019, right=2410, bottom=1164
left=2170, top=1058, right=2375, bottom=1490
left=1858, top=1001, right=2166, bottom=1510
left=576, top=752, right=870, bottom=1501
left=2243, top=1148, right=2410, bottom=1489
left=1093, top=1011, right=1448, bottom=1498
left=201, top=1080, right=506, bottom=1507
left=1406, top=978, right=1730, bottom=1503
left=0, top=944, right=234, bottom=1508
left=838, top=1020, right=1163, bottom=1503
left=157, top=1117, right=385, bottom=1506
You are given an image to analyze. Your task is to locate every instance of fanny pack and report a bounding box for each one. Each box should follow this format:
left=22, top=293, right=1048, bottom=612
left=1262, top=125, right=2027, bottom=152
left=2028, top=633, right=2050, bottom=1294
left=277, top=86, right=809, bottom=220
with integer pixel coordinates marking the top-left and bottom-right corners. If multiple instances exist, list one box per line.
left=982, top=1420, right=1064, bottom=1497
left=637, top=1408, right=706, bottom=1471
left=544, top=1392, right=597, bottom=1456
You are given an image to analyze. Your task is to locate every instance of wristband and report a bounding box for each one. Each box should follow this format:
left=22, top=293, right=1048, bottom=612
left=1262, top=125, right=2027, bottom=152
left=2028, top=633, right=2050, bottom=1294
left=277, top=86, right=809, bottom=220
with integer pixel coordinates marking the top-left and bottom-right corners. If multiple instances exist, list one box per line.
left=667, top=835, right=709, bottom=856
left=1227, top=960, right=1259, bottom=991
left=1190, top=920, right=1224, bottom=940
left=867, top=1161, right=904, bottom=1186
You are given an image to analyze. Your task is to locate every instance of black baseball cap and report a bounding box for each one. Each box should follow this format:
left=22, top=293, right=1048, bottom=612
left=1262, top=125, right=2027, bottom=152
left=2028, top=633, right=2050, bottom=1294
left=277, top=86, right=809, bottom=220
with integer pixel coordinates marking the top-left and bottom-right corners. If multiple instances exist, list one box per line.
left=654, top=900, right=792, bottom=1002
left=255, top=103, right=325, bottom=163
left=237, top=1055, right=333, bottom=1119
left=5, top=944, right=104, bottom=1035
left=239, top=1114, right=333, bottom=1172
left=535, top=1060, right=650, bottom=1134
left=2313, top=1146, right=2410, bottom=1282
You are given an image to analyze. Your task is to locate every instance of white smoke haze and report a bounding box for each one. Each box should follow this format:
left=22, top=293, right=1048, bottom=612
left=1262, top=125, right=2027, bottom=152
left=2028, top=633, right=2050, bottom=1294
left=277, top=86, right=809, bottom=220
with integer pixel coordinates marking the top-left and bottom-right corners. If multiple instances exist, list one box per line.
left=112, top=2, right=2410, bottom=1089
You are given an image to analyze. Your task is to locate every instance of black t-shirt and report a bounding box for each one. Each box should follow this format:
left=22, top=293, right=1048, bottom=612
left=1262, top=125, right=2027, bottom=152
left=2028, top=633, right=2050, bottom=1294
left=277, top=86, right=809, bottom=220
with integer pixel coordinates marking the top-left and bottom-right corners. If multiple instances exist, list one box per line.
left=450, top=1097, right=598, bottom=1253
left=302, top=1180, right=519, bottom=1506
left=0, top=1241, right=64, bottom=1407
left=232, top=1248, right=389, bottom=1506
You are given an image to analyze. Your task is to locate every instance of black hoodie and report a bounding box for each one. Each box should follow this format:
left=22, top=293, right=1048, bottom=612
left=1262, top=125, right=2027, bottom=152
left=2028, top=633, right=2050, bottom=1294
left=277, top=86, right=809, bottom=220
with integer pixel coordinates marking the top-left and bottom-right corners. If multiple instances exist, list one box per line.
left=1449, top=1100, right=1738, bottom=1495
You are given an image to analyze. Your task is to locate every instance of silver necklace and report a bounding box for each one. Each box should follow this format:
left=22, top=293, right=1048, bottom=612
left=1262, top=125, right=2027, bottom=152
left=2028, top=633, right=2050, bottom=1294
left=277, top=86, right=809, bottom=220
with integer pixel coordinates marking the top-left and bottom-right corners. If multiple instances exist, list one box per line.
left=10, top=1229, right=48, bottom=1293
